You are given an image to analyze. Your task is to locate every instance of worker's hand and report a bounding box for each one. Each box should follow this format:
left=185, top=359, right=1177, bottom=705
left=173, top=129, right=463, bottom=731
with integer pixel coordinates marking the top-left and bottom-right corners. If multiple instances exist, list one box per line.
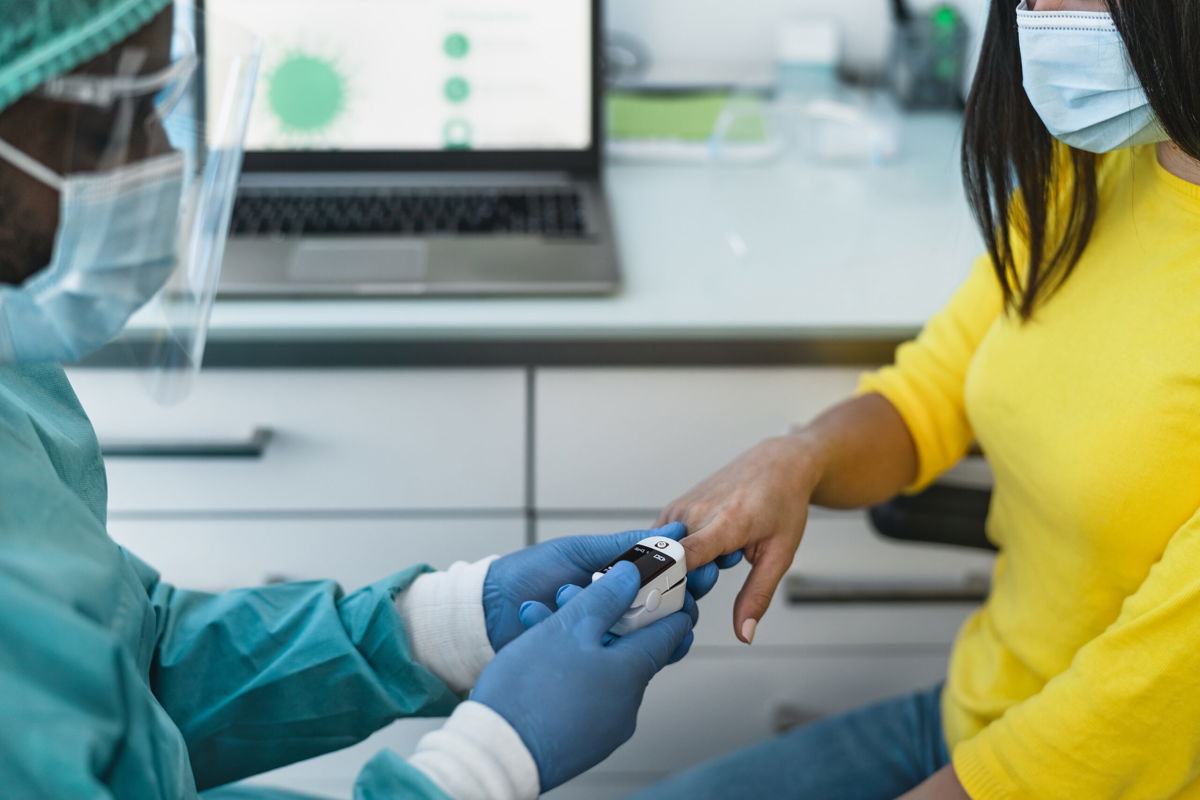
left=517, top=580, right=702, bottom=664
left=482, top=522, right=727, bottom=651
left=473, top=561, right=693, bottom=792
left=656, top=435, right=823, bottom=644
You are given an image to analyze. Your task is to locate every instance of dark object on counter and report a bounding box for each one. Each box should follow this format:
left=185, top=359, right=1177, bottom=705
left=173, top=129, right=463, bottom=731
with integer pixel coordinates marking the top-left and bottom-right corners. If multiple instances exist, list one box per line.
left=888, top=4, right=969, bottom=110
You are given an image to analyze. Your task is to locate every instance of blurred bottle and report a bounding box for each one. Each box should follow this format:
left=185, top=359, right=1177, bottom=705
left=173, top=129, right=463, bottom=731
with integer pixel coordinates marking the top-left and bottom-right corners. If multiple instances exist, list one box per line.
left=774, top=19, right=842, bottom=105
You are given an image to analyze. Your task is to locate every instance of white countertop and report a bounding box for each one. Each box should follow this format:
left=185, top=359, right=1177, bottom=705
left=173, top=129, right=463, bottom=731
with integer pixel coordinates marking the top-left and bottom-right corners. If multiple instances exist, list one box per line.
left=185, top=113, right=981, bottom=344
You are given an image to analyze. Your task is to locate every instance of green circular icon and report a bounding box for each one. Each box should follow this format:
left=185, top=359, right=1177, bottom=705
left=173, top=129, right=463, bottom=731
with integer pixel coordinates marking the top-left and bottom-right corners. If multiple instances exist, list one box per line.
left=444, top=33, right=470, bottom=59
left=444, top=76, right=470, bottom=103
left=268, top=52, right=347, bottom=133
left=444, top=119, right=473, bottom=149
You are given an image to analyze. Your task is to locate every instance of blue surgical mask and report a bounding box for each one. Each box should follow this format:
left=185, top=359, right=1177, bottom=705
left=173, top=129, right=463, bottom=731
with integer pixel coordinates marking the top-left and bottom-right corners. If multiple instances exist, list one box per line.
left=1017, top=0, right=1168, bottom=154
left=0, top=140, right=185, bottom=363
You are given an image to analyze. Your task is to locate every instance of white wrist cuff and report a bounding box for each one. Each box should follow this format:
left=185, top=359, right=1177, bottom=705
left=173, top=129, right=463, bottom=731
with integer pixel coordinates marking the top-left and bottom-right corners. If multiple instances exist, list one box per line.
left=394, top=556, right=498, bottom=693
left=409, top=700, right=540, bottom=800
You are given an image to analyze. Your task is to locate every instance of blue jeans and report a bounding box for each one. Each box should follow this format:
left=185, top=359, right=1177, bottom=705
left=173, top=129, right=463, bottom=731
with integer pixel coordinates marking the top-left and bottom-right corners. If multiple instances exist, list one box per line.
left=630, top=684, right=949, bottom=800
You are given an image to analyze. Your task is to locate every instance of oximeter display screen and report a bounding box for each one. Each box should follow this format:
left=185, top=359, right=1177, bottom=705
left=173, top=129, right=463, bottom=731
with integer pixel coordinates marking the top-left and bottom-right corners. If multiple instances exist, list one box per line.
left=598, top=544, right=676, bottom=585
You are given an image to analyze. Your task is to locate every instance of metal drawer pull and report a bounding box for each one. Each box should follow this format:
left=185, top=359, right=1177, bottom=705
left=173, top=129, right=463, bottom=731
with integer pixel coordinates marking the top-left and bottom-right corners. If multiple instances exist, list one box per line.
left=100, top=427, right=274, bottom=459
left=785, top=572, right=990, bottom=604
left=774, top=704, right=825, bottom=733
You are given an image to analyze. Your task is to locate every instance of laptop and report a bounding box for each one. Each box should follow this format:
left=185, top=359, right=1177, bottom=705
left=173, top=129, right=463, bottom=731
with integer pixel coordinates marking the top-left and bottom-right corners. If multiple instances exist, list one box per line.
left=203, top=0, right=619, bottom=296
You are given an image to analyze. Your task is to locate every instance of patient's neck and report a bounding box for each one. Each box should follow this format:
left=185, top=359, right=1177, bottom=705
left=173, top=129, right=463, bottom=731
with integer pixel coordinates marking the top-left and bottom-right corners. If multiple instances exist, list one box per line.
left=1157, top=141, right=1200, bottom=185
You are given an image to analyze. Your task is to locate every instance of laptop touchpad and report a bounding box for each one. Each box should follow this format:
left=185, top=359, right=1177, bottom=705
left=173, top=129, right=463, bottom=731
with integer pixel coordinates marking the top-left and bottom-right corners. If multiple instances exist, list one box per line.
left=289, top=239, right=429, bottom=283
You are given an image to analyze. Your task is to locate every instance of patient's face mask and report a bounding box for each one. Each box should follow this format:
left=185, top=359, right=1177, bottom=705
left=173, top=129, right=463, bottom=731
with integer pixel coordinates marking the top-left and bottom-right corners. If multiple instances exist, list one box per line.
left=1017, top=0, right=1168, bottom=153
left=0, top=4, right=260, bottom=403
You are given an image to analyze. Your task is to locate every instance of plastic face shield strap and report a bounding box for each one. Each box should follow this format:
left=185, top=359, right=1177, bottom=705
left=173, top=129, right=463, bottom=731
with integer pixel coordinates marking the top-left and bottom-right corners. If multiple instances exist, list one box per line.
left=31, top=6, right=260, bottom=404
left=38, top=40, right=199, bottom=111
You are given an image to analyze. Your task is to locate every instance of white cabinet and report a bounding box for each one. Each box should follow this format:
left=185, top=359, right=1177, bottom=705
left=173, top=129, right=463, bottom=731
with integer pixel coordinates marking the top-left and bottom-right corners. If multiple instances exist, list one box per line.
left=535, top=367, right=862, bottom=510
left=68, top=368, right=526, bottom=514
left=108, top=517, right=526, bottom=593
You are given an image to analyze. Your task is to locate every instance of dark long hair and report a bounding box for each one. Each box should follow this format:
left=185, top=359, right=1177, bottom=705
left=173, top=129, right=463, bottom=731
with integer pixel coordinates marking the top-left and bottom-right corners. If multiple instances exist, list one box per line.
left=961, top=0, right=1200, bottom=319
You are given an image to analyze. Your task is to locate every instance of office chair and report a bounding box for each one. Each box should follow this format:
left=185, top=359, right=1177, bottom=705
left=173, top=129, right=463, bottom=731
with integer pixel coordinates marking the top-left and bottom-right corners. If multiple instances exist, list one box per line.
left=784, top=481, right=995, bottom=605
left=868, top=483, right=995, bottom=552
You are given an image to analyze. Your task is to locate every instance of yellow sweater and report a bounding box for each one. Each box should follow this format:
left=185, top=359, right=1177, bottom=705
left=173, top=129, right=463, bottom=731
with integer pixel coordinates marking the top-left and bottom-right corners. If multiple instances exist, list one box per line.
left=860, top=144, right=1200, bottom=799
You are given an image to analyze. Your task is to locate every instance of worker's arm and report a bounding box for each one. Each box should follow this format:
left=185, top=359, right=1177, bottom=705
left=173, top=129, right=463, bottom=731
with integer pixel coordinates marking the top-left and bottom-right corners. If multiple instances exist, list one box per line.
left=0, top=563, right=186, bottom=798
left=659, top=254, right=1005, bottom=641
left=136, top=554, right=464, bottom=790
left=144, top=522, right=722, bottom=797
left=0, top=473, right=201, bottom=798
left=948, top=504, right=1200, bottom=799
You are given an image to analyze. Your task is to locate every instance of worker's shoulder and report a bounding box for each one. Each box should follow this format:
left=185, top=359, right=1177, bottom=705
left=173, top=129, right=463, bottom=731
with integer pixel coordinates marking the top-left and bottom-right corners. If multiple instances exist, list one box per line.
left=0, top=363, right=102, bottom=489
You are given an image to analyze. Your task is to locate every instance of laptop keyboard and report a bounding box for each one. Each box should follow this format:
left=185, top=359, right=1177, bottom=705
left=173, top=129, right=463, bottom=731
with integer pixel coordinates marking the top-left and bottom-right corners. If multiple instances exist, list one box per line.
left=230, top=188, right=588, bottom=237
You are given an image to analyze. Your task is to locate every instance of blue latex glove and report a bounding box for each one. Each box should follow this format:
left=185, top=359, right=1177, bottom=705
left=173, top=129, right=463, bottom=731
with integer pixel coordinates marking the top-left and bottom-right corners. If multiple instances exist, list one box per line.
left=483, top=522, right=739, bottom=651
left=518, top=583, right=700, bottom=663
left=472, top=561, right=692, bottom=792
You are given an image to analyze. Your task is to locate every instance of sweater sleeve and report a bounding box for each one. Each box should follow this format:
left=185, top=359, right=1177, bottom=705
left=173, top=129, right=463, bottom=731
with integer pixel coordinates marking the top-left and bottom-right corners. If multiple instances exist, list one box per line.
left=953, top=504, right=1200, bottom=799
left=857, top=254, right=1004, bottom=490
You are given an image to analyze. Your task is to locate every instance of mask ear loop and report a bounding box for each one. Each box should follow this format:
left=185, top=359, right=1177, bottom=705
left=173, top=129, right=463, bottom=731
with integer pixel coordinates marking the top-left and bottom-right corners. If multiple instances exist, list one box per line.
left=0, top=138, right=64, bottom=190
left=151, top=32, right=200, bottom=123
left=0, top=45, right=152, bottom=189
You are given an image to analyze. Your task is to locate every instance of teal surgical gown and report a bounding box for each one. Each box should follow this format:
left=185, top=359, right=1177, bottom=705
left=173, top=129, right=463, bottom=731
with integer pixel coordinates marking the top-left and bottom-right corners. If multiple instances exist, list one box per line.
left=0, top=364, right=457, bottom=799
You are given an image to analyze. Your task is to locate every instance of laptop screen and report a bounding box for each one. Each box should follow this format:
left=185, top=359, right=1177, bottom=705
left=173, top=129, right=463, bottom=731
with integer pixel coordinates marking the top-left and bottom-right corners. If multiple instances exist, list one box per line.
left=205, top=0, right=593, bottom=155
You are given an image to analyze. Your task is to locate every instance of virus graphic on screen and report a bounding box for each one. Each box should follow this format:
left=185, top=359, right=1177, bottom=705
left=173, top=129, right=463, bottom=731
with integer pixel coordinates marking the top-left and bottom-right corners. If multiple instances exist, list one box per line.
left=266, top=51, right=348, bottom=134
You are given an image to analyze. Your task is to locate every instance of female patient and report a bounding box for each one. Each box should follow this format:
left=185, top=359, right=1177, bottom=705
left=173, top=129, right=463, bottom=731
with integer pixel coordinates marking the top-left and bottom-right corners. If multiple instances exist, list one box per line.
left=641, top=0, right=1200, bottom=797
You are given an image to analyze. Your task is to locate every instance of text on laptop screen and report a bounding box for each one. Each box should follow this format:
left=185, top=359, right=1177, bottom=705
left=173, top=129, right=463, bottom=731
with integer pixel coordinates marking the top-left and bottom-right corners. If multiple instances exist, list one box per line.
left=205, top=0, right=592, bottom=152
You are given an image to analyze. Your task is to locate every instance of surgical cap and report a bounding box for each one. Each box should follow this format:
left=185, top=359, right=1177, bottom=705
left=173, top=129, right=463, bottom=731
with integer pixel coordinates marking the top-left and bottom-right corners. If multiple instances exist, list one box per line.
left=0, top=0, right=172, bottom=115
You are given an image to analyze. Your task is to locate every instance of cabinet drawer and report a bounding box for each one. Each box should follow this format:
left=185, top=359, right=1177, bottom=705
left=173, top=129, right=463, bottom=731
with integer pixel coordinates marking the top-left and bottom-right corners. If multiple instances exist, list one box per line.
left=109, top=517, right=526, bottom=593
left=595, top=650, right=949, bottom=775
left=535, top=367, right=861, bottom=510
left=68, top=369, right=526, bottom=513
left=244, top=720, right=444, bottom=799
left=537, top=517, right=992, bottom=648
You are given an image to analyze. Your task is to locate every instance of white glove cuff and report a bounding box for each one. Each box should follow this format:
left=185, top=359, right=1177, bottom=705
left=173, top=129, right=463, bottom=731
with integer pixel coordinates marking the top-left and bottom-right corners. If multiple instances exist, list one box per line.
left=394, top=556, right=498, bottom=693
left=409, top=700, right=540, bottom=800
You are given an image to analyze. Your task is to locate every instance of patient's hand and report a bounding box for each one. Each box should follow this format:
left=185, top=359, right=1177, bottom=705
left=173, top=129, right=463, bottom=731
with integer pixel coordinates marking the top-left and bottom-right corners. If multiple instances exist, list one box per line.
left=661, top=394, right=920, bottom=644
left=656, top=435, right=823, bottom=644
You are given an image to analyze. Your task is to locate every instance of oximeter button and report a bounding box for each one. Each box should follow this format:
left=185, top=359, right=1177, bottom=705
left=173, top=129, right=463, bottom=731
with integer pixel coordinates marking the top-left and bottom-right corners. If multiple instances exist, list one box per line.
left=644, top=589, right=662, bottom=612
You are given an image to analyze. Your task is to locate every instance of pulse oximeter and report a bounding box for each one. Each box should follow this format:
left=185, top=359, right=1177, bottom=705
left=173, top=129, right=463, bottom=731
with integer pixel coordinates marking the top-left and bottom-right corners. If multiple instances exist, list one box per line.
left=591, top=535, right=688, bottom=636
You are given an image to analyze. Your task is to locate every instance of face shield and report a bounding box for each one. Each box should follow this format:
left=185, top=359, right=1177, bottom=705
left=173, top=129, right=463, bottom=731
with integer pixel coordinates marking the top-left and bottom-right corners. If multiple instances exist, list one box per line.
left=0, top=1, right=260, bottom=404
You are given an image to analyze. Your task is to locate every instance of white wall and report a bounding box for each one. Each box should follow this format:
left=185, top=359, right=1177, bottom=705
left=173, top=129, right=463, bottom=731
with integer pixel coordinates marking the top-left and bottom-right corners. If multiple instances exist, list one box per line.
left=607, top=0, right=988, bottom=79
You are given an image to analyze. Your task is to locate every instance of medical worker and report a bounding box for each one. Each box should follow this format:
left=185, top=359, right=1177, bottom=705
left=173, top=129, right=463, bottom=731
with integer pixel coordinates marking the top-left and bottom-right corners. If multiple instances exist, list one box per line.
left=638, top=0, right=1200, bottom=798
left=0, top=2, right=730, bottom=798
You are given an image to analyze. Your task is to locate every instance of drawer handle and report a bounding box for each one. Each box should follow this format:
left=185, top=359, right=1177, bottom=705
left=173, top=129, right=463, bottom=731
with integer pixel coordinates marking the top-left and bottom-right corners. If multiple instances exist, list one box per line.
left=785, top=572, right=990, bottom=604
left=774, top=704, right=825, bottom=733
left=100, top=427, right=274, bottom=459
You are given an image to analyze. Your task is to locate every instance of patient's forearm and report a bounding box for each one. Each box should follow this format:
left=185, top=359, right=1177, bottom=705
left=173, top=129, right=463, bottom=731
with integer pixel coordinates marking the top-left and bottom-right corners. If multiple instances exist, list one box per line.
left=797, top=392, right=919, bottom=510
